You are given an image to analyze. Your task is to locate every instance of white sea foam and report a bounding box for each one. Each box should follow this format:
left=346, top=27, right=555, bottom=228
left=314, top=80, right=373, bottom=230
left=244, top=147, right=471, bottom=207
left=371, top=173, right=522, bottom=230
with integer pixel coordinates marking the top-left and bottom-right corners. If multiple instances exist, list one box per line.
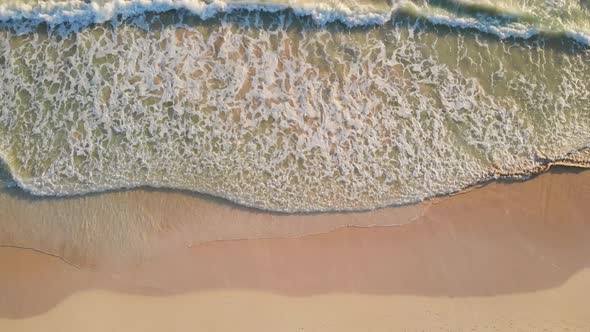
left=417, top=12, right=540, bottom=40
left=0, top=0, right=589, bottom=44
left=0, top=0, right=396, bottom=28
left=1, top=12, right=589, bottom=212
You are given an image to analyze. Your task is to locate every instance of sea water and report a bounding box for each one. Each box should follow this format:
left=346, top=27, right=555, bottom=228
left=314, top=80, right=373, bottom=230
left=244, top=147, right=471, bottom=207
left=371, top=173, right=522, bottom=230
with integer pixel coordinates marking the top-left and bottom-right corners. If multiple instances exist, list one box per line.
left=0, top=0, right=589, bottom=212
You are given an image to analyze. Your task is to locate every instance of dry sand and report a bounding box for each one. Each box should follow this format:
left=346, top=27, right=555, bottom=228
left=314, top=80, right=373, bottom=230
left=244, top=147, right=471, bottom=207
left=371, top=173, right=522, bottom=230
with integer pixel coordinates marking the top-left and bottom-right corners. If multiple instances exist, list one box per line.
left=1, top=167, right=590, bottom=331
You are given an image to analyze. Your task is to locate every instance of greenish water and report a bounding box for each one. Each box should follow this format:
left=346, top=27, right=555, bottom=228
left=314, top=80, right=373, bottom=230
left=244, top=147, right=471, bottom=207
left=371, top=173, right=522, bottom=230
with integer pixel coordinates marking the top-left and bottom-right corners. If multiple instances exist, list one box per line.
left=0, top=1, right=589, bottom=212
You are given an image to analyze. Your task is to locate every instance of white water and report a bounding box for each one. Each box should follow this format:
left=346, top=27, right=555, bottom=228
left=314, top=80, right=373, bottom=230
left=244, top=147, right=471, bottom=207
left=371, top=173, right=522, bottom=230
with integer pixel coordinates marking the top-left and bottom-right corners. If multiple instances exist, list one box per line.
left=0, top=0, right=589, bottom=44
left=1, top=5, right=589, bottom=212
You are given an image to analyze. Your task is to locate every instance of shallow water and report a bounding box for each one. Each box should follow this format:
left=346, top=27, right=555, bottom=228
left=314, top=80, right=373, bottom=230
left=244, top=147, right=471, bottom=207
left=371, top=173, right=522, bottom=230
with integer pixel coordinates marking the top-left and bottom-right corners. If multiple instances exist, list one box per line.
left=1, top=1, right=589, bottom=212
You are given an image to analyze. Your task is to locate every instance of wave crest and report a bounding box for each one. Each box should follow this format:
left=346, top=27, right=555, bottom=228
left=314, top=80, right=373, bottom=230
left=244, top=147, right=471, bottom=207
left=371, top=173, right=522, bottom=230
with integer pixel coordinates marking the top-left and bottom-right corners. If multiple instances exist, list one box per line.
left=1, top=0, right=590, bottom=45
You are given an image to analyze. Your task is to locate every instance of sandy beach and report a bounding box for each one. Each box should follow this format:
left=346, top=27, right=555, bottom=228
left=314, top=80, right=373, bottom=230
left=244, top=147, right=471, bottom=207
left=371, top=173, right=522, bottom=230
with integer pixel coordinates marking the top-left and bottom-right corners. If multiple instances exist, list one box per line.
left=1, top=167, right=590, bottom=331
left=2, top=1, right=590, bottom=330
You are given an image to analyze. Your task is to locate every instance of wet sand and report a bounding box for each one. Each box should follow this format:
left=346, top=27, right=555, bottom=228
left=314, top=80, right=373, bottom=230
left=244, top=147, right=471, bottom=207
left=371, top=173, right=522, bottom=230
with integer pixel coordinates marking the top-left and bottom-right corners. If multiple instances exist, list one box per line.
left=1, top=167, right=590, bottom=330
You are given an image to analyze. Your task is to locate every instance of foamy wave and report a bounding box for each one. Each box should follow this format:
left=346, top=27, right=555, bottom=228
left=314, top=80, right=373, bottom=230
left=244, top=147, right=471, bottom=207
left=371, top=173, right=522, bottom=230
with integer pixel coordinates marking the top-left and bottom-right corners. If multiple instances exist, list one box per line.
left=0, top=0, right=395, bottom=28
left=566, top=30, right=590, bottom=46
left=418, top=13, right=539, bottom=41
left=0, top=0, right=589, bottom=45
left=416, top=11, right=590, bottom=46
left=1, top=12, right=590, bottom=212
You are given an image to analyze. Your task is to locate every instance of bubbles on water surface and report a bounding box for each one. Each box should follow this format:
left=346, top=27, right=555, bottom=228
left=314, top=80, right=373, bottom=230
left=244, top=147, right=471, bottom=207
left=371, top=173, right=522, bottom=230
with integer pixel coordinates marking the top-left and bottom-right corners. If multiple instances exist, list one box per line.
left=0, top=10, right=589, bottom=211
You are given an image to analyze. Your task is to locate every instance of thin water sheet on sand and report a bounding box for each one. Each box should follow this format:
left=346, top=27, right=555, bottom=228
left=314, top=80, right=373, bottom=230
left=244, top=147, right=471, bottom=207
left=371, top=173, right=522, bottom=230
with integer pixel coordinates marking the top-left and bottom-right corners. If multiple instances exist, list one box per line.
left=0, top=168, right=590, bottom=330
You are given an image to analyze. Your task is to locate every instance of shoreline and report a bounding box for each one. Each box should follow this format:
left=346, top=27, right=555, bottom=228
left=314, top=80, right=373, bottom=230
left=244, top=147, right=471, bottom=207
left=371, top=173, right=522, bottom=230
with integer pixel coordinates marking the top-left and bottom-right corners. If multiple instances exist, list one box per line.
left=1, top=165, right=589, bottom=256
left=0, top=166, right=590, bottom=329
left=2, top=150, right=590, bottom=214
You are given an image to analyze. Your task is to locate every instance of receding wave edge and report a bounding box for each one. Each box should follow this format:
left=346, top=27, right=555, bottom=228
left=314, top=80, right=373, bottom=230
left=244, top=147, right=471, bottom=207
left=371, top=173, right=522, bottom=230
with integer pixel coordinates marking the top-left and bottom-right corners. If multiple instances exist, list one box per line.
left=2, top=148, right=590, bottom=213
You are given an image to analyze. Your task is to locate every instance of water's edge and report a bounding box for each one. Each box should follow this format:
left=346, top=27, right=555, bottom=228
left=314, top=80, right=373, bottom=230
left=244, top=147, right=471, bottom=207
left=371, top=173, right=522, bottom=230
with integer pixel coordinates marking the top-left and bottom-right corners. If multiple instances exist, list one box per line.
left=2, top=6, right=590, bottom=213
left=2, top=149, right=589, bottom=214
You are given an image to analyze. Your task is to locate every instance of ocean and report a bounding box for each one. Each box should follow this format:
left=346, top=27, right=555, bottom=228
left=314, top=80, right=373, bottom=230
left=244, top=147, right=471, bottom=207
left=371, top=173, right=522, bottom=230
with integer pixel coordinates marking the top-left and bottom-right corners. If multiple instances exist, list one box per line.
left=0, top=0, right=589, bottom=212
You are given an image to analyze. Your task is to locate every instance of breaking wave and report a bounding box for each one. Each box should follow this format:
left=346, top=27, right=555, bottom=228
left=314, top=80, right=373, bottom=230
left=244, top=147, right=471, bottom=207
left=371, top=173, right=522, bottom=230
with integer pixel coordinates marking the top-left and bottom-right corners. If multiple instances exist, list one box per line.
left=0, top=0, right=589, bottom=44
